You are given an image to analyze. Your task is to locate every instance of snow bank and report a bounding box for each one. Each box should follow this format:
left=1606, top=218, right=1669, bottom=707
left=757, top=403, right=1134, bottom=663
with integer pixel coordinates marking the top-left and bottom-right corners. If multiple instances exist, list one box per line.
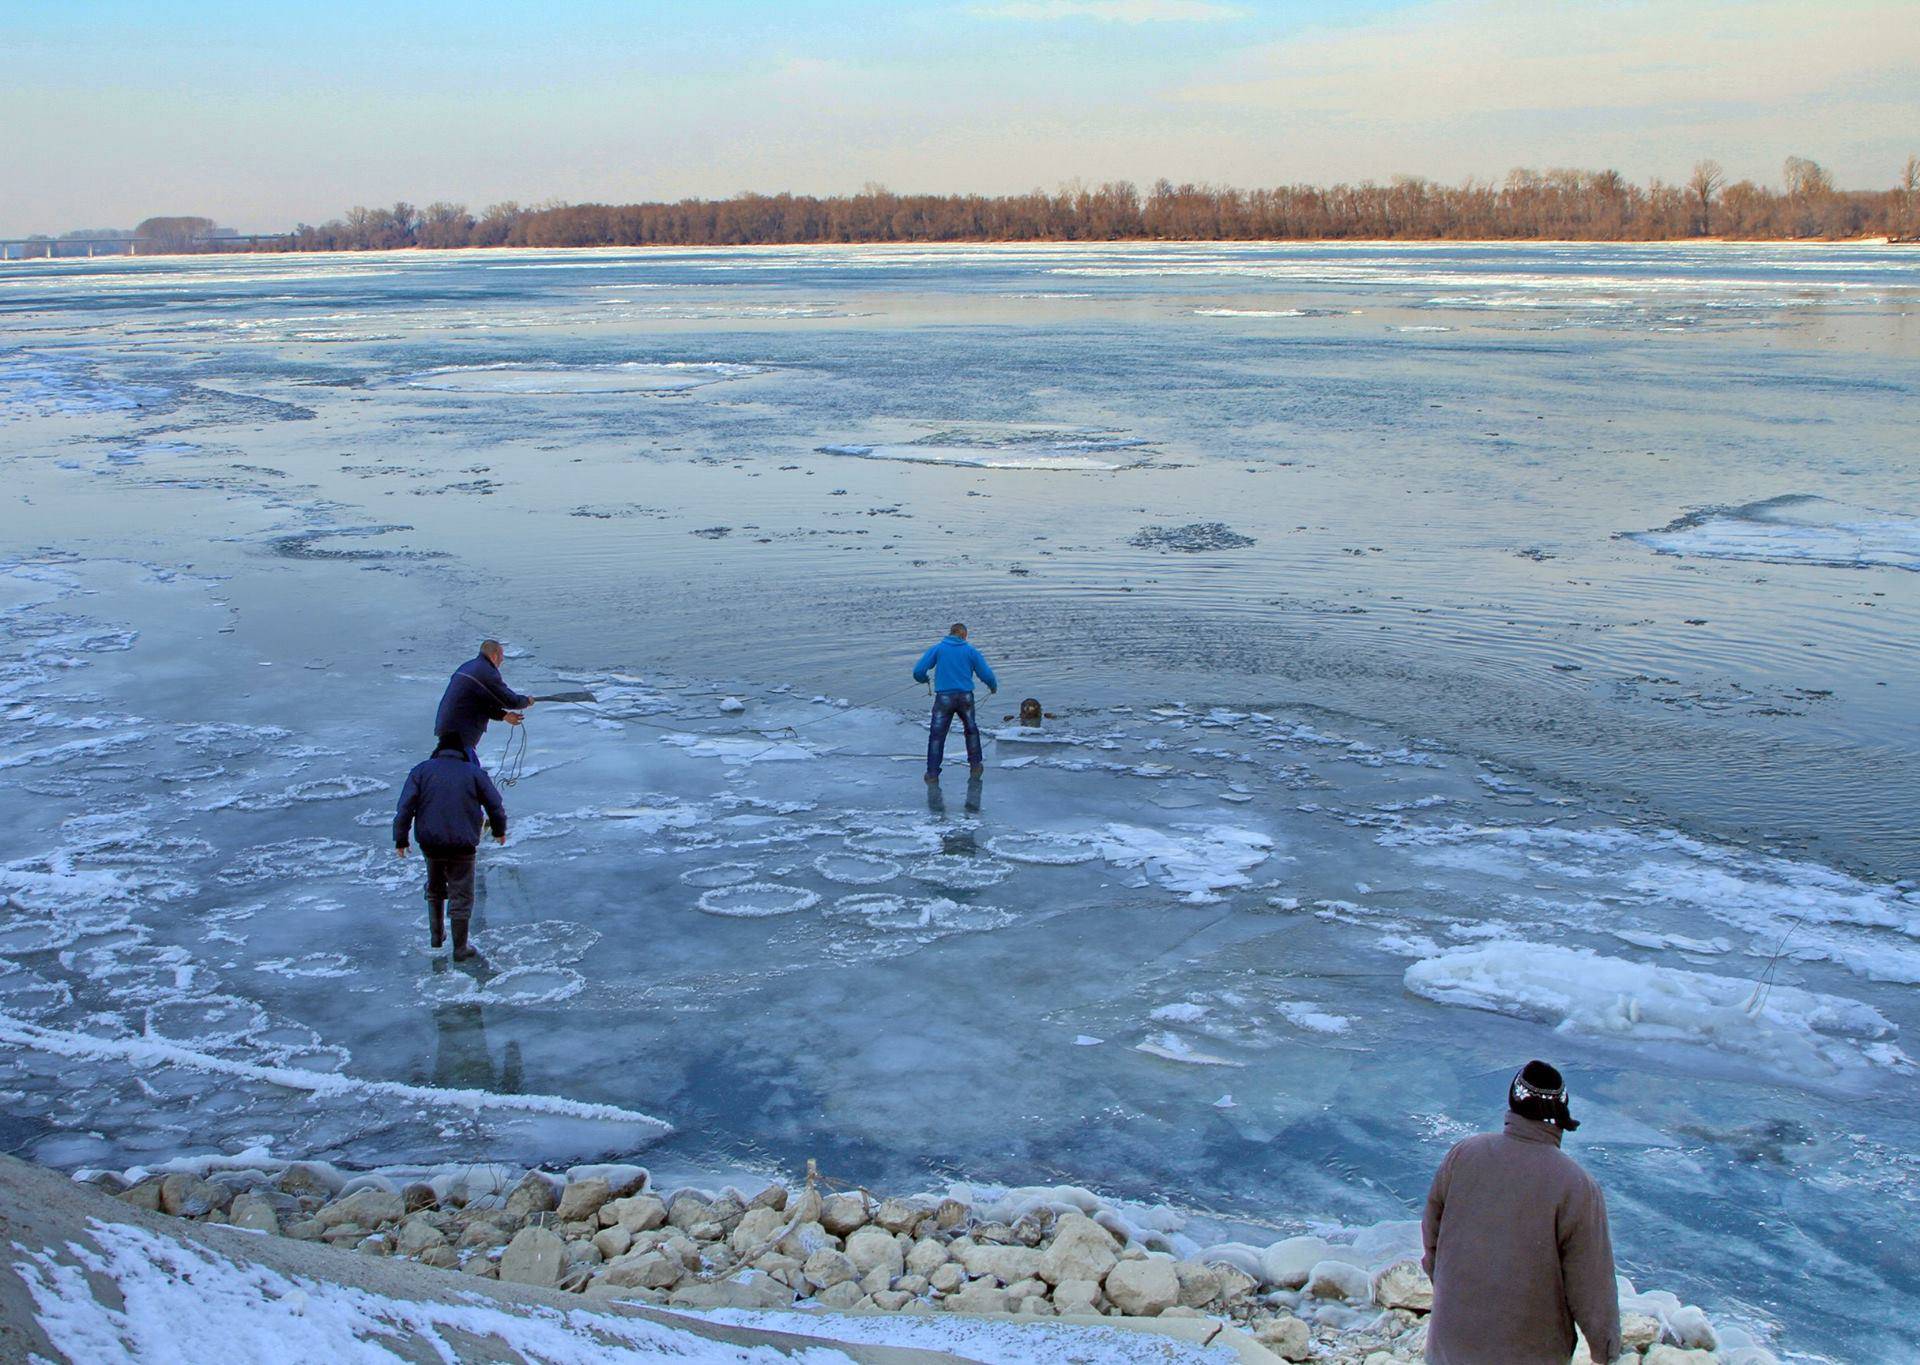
left=16, top=1217, right=835, bottom=1363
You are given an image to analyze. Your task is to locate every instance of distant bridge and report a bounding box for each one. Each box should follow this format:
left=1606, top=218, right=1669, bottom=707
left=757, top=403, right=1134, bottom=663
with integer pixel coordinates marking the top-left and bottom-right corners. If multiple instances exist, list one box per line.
left=0, top=234, right=293, bottom=261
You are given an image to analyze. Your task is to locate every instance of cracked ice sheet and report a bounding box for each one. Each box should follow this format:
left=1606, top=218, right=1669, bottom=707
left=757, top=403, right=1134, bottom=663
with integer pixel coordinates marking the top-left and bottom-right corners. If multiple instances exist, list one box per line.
left=15, top=1218, right=852, bottom=1364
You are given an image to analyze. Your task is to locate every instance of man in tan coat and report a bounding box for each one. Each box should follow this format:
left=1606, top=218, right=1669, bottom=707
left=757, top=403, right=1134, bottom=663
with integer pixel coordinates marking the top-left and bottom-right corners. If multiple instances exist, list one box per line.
left=1422, top=1061, right=1622, bottom=1365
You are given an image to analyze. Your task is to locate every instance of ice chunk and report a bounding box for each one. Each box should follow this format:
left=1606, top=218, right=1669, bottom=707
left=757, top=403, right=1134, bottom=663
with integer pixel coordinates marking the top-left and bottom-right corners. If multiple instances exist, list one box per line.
left=1405, top=944, right=1902, bottom=1078
left=391, top=361, right=767, bottom=394
left=695, top=883, right=821, bottom=918
left=1091, top=824, right=1272, bottom=904
left=1630, top=495, right=1920, bottom=572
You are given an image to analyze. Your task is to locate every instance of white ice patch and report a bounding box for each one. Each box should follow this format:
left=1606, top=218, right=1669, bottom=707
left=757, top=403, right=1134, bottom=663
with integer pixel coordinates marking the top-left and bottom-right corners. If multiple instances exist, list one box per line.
left=680, top=862, right=760, bottom=888
left=818, top=443, right=1128, bottom=471
left=987, top=831, right=1100, bottom=865
left=1630, top=494, right=1920, bottom=572
left=390, top=361, right=768, bottom=395
left=812, top=852, right=902, bottom=886
left=1135, top=1031, right=1244, bottom=1067
left=421, top=966, right=586, bottom=1006
left=1405, top=944, right=1903, bottom=1079
left=695, top=883, right=821, bottom=919
left=906, top=854, right=1014, bottom=890
left=1091, top=824, right=1272, bottom=904
left=657, top=733, right=814, bottom=764
left=0, top=1014, right=671, bottom=1138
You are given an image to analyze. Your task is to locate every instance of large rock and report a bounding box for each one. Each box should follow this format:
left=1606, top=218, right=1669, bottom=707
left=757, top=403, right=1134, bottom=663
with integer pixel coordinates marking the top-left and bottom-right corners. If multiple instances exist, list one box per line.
left=821, top=1281, right=868, bottom=1309
left=402, top=1183, right=438, bottom=1215
left=874, top=1198, right=923, bottom=1234
left=1104, top=1257, right=1179, bottom=1316
left=906, top=1238, right=950, bottom=1278
left=503, top=1173, right=558, bottom=1220
left=1260, top=1236, right=1332, bottom=1289
left=1172, top=1260, right=1221, bottom=1308
left=846, top=1226, right=905, bottom=1281
left=159, top=1174, right=228, bottom=1218
left=802, top=1248, right=858, bottom=1290
left=607, top=1194, right=668, bottom=1234
left=117, top=1178, right=165, bottom=1212
left=1256, top=1315, right=1313, bottom=1361
left=775, top=1220, right=835, bottom=1261
left=1053, top=1279, right=1102, bottom=1315
left=957, top=1242, right=1042, bottom=1285
left=1038, top=1212, right=1119, bottom=1286
left=1622, top=1312, right=1664, bottom=1352
left=601, top=1250, right=683, bottom=1290
left=788, top=1187, right=824, bottom=1226
left=728, top=1205, right=785, bottom=1255
left=668, top=1271, right=791, bottom=1311
left=228, top=1192, right=282, bottom=1236
left=1373, top=1259, right=1433, bottom=1311
left=593, top=1225, right=634, bottom=1261
left=933, top=1198, right=969, bottom=1230
left=929, top=1263, right=967, bottom=1294
left=1305, top=1259, right=1373, bottom=1303
left=556, top=1177, right=612, bottom=1224
left=498, top=1226, right=568, bottom=1288
left=943, top=1280, right=1010, bottom=1314
left=749, top=1184, right=789, bottom=1213
left=394, top=1216, right=447, bottom=1254
left=1211, top=1263, right=1258, bottom=1306
left=819, top=1192, right=871, bottom=1237
left=666, top=1191, right=711, bottom=1232
left=276, top=1163, right=343, bottom=1199
left=317, top=1188, right=405, bottom=1230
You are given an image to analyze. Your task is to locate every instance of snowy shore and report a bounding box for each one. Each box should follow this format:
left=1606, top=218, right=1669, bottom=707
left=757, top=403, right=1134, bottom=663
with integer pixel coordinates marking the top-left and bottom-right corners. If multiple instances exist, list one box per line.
left=72, top=1152, right=1780, bottom=1364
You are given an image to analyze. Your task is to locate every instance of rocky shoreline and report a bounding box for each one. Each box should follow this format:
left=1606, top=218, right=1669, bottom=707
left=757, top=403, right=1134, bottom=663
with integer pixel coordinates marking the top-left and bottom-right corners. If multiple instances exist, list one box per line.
left=88, top=1156, right=1778, bottom=1364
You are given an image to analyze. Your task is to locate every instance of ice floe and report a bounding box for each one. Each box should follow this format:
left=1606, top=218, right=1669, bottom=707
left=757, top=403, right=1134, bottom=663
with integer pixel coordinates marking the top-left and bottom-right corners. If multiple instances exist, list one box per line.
left=389, top=361, right=768, bottom=395
left=1405, top=943, right=1906, bottom=1079
left=1630, top=494, right=1920, bottom=572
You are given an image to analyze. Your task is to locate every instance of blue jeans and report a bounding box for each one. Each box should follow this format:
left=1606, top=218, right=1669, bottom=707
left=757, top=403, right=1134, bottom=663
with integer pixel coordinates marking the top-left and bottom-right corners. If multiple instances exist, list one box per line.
left=926, top=690, right=982, bottom=775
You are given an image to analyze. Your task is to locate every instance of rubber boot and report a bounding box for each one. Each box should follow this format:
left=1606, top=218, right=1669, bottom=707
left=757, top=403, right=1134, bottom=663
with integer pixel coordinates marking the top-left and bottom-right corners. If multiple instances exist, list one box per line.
left=428, top=901, right=446, bottom=951
left=452, top=916, right=477, bottom=962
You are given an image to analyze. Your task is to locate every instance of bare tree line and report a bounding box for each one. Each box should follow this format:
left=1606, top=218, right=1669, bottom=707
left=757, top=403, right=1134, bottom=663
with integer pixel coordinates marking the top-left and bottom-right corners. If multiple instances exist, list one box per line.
left=279, top=157, right=1920, bottom=250
left=38, top=156, right=1920, bottom=256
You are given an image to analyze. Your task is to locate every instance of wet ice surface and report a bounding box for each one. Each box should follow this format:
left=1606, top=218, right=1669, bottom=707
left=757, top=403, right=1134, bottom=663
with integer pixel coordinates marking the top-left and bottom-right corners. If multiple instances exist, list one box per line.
left=3, top=242, right=1919, bottom=1360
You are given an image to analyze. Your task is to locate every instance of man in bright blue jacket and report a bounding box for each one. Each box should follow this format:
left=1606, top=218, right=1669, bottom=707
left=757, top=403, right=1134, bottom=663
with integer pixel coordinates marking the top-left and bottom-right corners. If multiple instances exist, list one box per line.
left=393, top=735, right=508, bottom=960
left=912, top=623, right=998, bottom=781
left=434, top=640, right=533, bottom=759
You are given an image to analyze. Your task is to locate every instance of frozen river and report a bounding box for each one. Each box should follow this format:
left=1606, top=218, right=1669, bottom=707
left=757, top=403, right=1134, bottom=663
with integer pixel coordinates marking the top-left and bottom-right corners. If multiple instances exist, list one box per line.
left=1, top=242, right=1916, bottom=1361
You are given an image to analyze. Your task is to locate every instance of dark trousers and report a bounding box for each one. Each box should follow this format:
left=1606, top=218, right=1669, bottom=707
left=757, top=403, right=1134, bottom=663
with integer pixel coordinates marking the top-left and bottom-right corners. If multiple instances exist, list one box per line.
left=421, top=845, right=476, bottom=925
left=926, top=690, right=982, bottom=775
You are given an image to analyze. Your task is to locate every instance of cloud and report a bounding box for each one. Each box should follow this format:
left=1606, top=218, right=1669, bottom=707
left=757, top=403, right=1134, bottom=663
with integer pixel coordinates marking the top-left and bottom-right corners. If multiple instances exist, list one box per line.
left=972, top=0, right=1249, bottom=22
left=1182, top=0, right=1920, bottom=117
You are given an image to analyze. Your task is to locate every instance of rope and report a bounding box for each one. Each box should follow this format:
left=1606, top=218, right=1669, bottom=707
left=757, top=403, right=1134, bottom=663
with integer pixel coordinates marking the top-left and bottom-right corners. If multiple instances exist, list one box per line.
left=485, top=678, right=927, bottom=785
left=496, top=721, right=529, bottom=788
left=1744, top=911, right=1811, bottom=1016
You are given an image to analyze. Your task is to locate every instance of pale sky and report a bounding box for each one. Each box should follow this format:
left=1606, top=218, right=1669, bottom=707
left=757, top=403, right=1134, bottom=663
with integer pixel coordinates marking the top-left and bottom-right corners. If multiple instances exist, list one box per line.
left=5, top=0, right=1916, bottom=236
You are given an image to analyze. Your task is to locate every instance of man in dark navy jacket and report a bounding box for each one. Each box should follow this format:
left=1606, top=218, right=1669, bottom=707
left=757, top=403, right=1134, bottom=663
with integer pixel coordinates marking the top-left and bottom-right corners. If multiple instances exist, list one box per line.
left=434, top=640, right=533, bottom=759
left=393, top=734, right=508, bottom=960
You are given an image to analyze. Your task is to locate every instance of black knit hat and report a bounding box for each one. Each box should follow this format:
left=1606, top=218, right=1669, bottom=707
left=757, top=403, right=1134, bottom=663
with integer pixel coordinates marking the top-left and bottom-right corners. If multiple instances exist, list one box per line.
left=1509, top=1059, right=1580, bottom=1131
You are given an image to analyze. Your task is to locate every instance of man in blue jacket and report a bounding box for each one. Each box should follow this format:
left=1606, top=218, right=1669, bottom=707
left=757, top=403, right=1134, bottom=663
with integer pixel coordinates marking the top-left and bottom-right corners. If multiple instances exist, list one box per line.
left=393, top=735, right=508, bottom=961
left=434, top=640, right=533, bottom=759
left=912, top=623, right=998, bottom=782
